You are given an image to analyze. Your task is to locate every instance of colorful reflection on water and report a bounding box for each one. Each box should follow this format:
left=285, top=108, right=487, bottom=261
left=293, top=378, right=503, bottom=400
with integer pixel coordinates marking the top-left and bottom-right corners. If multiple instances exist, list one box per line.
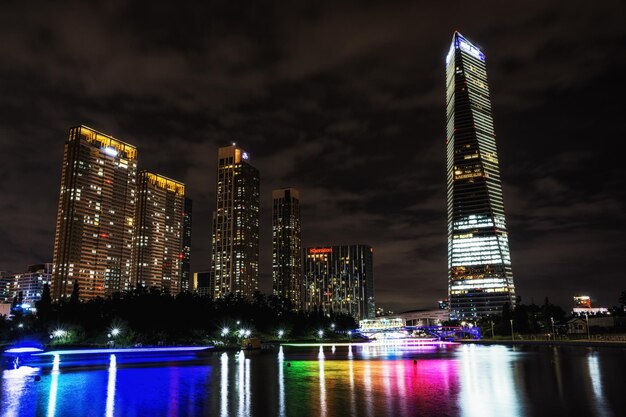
left=1, top=343, right=625, bottom=417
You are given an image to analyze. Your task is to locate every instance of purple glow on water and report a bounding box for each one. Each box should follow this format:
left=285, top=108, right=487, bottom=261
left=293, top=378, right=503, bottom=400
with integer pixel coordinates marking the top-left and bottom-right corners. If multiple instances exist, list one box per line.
left=34, top=346, right=211, bottom=356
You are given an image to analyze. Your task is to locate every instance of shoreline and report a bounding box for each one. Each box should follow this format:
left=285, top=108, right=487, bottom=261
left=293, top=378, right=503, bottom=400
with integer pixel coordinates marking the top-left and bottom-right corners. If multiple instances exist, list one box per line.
left=459, top=339, right=626, bottom=348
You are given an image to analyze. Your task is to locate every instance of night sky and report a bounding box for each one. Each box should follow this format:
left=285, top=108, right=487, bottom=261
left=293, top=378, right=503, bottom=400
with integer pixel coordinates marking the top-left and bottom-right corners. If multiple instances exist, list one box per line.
left=1, top=1, right=624, bottom=313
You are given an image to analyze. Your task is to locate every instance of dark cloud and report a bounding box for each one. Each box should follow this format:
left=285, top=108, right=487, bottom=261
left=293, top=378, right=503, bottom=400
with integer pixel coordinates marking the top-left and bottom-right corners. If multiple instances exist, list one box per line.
left=1, top=0, right=625, bottom=312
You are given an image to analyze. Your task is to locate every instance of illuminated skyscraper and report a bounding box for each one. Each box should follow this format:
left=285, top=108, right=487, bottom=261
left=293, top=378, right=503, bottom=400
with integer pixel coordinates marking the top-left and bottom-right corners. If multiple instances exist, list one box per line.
left=181, top=197, right=192, bottom=292
left=210, top=145, right=260, bottom=298
left=52, top=126, right=137, bottom=301
left=133, top=172, right=185, bottom=293
left=272, top=188, right=302, bottom=309
left=303, top=245, right=375, bottom=320
left=445, top=32, right=516, bottom=319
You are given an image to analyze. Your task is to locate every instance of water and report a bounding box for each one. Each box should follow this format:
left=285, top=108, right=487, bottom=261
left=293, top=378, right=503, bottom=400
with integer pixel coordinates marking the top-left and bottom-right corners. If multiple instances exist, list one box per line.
left=1, top=343, right=625, bottom=417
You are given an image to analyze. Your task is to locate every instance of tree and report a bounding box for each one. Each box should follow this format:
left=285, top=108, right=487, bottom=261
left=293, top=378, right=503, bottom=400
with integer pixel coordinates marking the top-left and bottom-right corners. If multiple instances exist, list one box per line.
left=70, top=282, right=80, bottom=304
left=36, top=283, right=52, bottom=322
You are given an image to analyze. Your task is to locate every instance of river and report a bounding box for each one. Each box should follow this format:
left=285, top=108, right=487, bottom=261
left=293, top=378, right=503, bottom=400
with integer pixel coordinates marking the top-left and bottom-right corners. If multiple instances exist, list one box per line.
left=1, top=343, right=624, bottom=416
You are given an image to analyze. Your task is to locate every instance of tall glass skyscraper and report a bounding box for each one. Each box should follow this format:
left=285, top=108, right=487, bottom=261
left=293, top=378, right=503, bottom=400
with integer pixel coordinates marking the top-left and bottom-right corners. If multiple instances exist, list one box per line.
left=272, top=188, right=302, bottom=309
left=210, top=145, right=260, bottom=298
left=445, top=32, right=516, bottom=319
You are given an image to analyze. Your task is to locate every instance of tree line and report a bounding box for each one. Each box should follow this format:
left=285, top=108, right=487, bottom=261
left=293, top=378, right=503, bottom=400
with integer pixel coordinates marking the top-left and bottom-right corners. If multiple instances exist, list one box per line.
left=1, top=283, right=357, bottom=347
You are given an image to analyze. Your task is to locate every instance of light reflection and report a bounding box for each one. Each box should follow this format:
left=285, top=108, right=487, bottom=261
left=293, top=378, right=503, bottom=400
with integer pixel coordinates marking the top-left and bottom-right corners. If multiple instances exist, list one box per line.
left=278, top=346, right=285, bottom=417
left=52, top=354, right=60, bottom=372
left=47, top=371, right=58, bottom=417
left=348, top=356, right=356, bottom=416
left=587, top=352, right=612, bottom=417
left=48, top=355, right=60, bottom=417
left=319, top=349, right=326, bottom=417
left=363, top=362, right=374, bottom=417
left=236, top=351, right=251, bottom=417
left=552, top=347, right=564, bottom=400
left=106, top=354, right=117, bottom=417
left=348, top=344, right=353, bottom=359
left=238, top=351, right=245, bottom=417
left=458, top=345, right=522, bottom=417
left=2, top=366, right=40, bottom=417
left=220, top=352, right=228, bottom=417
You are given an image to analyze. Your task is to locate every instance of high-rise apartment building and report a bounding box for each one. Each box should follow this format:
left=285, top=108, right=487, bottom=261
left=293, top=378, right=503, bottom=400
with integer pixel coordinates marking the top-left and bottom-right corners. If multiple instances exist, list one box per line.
left=52, top=126, right=137, bottom=301
left=445, top=32, right=516, bottom=319
left=303, top=245, right=375, bottom=320
left=181, top=197, right=193, bottom=292
left=272, top=188, right=302, bottom=309
left=133, top=172, right=185, bottom=293
left=210, top=145, right=260, bottom=298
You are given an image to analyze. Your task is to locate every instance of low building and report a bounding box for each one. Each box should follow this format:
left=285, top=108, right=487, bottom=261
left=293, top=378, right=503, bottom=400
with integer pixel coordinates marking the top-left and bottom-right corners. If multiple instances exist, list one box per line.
left=572, top=307, right=608, bottom=316
left=399, top=309, right=450, bottom=326
left=567, top=317, right=587, bottom=334
left=10, top=263, right=52, bottom=305
left=0, top=303, right=11, bottom=318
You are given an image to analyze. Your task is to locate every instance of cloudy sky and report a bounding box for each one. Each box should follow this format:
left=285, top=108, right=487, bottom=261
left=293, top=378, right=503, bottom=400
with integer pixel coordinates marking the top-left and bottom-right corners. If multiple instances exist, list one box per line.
left=1, top=0, right=624, bottom=312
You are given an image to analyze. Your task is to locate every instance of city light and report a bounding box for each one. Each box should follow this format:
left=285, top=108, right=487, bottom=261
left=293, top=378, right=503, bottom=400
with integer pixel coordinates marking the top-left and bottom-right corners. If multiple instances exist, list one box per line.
left=111, top=328, right=121, bottom=337
left=278, top=330, right=284, bottom=338
left=221, top=327, right=230, bottom=337
left=318, top=330, right=324, bottom=339
left=103, top=147, right=119, bottom=157
left=52, top=329, right=67, bottom=338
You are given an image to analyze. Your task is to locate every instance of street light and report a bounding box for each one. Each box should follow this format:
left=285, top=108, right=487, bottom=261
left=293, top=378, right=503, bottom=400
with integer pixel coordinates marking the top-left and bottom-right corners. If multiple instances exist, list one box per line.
left=318, top=329, right=324, bottom=339
left=331, top=323, right=336, bottom=330
left=221, top=327, right=230, bottom=337
left=111, top=327, right=121, bottom=337
left=510, top=319, right=514, bottom=341
left=52, top=329, right=67, bottom=338
left=278, top=330, right=284, bottom=339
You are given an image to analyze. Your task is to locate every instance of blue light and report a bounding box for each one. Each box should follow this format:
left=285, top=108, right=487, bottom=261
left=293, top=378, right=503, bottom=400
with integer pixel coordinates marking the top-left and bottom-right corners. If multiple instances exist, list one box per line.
left=4, top=347, right=44, bottom=354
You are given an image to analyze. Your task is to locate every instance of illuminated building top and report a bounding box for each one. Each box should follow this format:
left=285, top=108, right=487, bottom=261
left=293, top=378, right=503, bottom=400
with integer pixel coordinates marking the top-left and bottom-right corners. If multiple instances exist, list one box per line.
left=145, top=172, right=185, bottom=196
left=574, top=295, right=592, bottom=308
left=71, top=125, right=137, bottom=160
left=308, top=247, right=333, bottom=254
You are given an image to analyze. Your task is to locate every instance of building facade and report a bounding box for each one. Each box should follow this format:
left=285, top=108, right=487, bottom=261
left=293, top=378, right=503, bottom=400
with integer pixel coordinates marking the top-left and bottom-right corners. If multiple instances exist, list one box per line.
left=303, top=245, right=375, bottom=320
left=445, top=32, right=516, bottom=319
left=52, top=126, right=138, bottom=301
left=11, top=263, right=52, bottom=305
left=0, top=271, right=10, bottom=303
left=193, top=271, right=212, bottom=296
left=132, top=172, right=185, bottom=293
left=272, top=188, right=302, bottom=309
left=210, top=145, right=260, bottom=298
left=181, top=197, right=193, bottom=292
